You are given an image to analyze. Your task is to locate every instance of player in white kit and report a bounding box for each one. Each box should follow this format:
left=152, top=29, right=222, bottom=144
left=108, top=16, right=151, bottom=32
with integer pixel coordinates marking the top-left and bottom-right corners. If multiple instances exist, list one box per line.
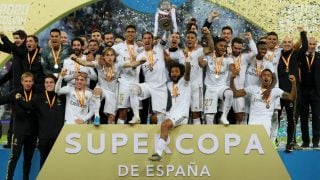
left=71, top=47, right=145, bottom=125
left=230, top=33, right=257, bottom=124
left=266, top=32, right=282, bottom=143
left=231, top=69, right=296, bottom=137
left=199, top=38, right=234, bottom=125
left=148, top=60, right=191, bottom=161
left=55, top=70, right=94, bottom=124
left=129, top=32, right=168, bottom=125
left=63, top=37, right=97, bottom=87
left=182, top=28, right=213, bottom=124
left=112, top=25, right=143, bottom=124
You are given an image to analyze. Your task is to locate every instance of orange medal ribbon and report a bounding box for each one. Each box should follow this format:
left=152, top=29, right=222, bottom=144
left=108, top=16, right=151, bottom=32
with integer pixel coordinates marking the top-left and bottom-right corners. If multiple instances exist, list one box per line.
left=45, top=91, right=56, bottom=109
left=27, top=48, right=39, bottom=69
left=24, top=90, right=32, bottom=102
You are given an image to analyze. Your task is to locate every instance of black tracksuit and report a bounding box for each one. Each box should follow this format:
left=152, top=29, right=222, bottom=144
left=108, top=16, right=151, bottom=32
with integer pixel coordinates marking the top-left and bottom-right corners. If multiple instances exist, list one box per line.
left=0, top=89, right=37, bottom=180
left=278, top=31, right=307, bottom=145
left=299, top=51, right=320, bottom=147
left=0, top=36, right=44, bottom=93
left=18, top=91, right=65, bottom=168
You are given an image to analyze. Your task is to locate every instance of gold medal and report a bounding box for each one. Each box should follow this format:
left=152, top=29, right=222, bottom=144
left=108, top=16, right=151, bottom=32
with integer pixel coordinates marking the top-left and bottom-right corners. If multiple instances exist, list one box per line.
left=306, top=53, right=315, bottom=73
left=215, top=74, right=219, bottom=79
left=149, top=66, right=153, bottom=72
left=266, top=104, right=270, bottom=109
left=285, top=68, right=289, bottom=73
left=51, top=45, right=61, bottom=69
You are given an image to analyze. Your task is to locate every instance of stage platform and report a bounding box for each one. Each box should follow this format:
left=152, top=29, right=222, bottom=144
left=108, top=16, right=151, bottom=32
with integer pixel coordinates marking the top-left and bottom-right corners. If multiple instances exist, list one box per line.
left=0, top=147, right=319, bottom=180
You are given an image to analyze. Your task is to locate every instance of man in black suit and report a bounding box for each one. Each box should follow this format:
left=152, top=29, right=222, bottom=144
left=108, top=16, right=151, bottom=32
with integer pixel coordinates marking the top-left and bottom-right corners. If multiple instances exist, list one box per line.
left=299, top=37, right=320, bottom=149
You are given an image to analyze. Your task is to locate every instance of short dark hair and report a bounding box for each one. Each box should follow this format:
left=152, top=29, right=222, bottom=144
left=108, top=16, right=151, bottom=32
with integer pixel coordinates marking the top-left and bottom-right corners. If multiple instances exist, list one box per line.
left=214, top=37, right=227, bottom=46
left=267, top=32, right=278, bottom=39
left=186, top=30, right=197, bottom=38
left=103, top=32, right=114, bottom=38
left=12, top=30, right=27, bottom=40
left=257, top=41, right=267, bottom=47
left=187, top=23, right=198, bottom=31
left=50, top=28, right=61, bottom=35
left=91, top=29, right=101, bottom=34
left=231, top=37, right=244, bottom=47
left=222, top=26, right=233, bottom=34
left=142, top=31, right=153, bottom=39
left=88, top=39, right=99, bottom=45
left=168, top=62, right=185, bottom=80
left=71, top=37, right=84, bottom=46
left=27, top=35, right=39, bottom=43
left=126, top=24, right=136, bottom=31
left=45, top=74, right=57, bottom=83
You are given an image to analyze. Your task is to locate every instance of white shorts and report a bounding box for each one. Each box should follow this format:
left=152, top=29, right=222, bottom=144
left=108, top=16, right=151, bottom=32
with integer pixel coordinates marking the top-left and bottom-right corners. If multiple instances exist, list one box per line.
left=117, top=82, right=131, bottom=108
left=204, top=86, right=229, bottom=114
left=138, top=83, right=167, bottom=113
left=232, top=97, right=245, bottom=113
left=191, top=84, right=203, bottom=112
left=167, top=114, right=189, bottom=127
left=274, top=96, right=281, bottom=110
left=248, top=116, right=271, bottom=137
left=102, top=88, right=117, bottom=115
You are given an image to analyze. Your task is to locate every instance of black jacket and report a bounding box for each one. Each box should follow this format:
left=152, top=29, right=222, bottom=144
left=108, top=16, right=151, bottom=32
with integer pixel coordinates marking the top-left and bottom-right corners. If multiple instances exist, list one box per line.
left=0, top=36, right=24, bottom=88
left=300, top=52, right=320, bottom=96
left=0, top=89, right=37, bottom=135
left=18, top=91, right=65, bottom=139
left=278, top=31, right=307, bottom=92
left=0, top=36, right=44, bottom=92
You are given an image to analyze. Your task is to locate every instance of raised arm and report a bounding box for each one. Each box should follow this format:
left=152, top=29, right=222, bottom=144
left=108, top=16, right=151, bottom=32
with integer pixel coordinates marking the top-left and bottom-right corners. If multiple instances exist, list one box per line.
left=296, top=26, right=308, bottom=57
left=202, top=27, right=214, bottom=55
left=198, top=55, right=208, bottom=68
left=230, top=73, right=247, bottom=97
left=55, top=69, right=70, bottom=95
left=245, top=32, right=258, bottom=57
left=122, top=59, right=147, bottom=69
left=70, top=54, right=95, bottom=67
left=282, top=75, right=297, bottom=101
left=184, top=60, right=191, bottom=81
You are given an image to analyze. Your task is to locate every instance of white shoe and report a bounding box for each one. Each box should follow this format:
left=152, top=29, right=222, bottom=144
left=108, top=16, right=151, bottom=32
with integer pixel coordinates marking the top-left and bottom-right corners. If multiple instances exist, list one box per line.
left=129, top=116, right=141, bottom=124
left=220, top=116, right=230, bottom=125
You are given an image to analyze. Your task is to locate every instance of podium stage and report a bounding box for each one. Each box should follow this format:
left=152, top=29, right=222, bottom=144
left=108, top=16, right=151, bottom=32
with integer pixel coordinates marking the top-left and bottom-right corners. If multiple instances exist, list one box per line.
left=0, top=148, right=319, bottom=180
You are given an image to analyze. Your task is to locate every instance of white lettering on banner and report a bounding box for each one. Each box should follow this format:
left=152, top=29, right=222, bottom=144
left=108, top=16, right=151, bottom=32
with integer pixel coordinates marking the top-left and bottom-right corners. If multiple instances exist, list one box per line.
left=245, top=134, right=264, bottom=154
left=134, top=133, right=148, bottom=154
left=176, top=133, right=194, bottom=154
left=225, top=134, right=241, bottom=154
left=144, top=164, right=211, bottom=177
left=65, top=133, right=264, bottom=154
left=198, top=133, right=219, bottom=154
left=0, top=4, right=30, bottom=31
left=65, top=133, right=81, bottom=154
left=87, top=133, right=105, bottom=154
left=112, top=133, right=128, bottom=153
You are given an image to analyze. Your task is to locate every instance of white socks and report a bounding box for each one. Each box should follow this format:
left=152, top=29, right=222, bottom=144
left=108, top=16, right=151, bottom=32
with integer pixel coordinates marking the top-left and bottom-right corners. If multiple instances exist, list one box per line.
left=156, top=138, right=166, bottom=156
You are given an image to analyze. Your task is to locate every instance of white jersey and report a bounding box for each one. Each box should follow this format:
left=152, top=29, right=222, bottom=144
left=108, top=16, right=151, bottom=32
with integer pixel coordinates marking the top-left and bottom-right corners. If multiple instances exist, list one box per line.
left=92, top=61, right=123, bottom=92
left=55, top=78, right=94, bottom=124
left=166, top=78, right=191, bottom=118
left=166, top=48, right=185, bottom=63
left=245, top=58, right=274, bottom=87
left=138, top=44, right=167, bottom=87
left=232, top=39, right=258, bottom=89
left=265, top=48, right=281, bottom=87
left=182, top=47, right=205, bottom=86
left=204, top=55, right=233, bottom=88
left=245, top=86, right=283, bottom=121
left=113, top=42, right=142, bottom=84
left=63, top=56, right=97, bottom=87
